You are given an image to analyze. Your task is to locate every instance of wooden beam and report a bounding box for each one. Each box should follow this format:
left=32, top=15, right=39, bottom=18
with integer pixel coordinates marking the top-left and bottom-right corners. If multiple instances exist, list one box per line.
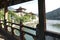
left=36, top=0, right=46, bottom=40
left=8, top=0, right=32, bottom=6
left=0, top=0, right=32, bottom=9
left=4, top=1, right=9, bottom=21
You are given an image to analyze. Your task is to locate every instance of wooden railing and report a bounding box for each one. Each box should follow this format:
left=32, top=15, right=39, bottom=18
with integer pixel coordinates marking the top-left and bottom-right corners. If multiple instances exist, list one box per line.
left=0, top=20, right=36, bottom=40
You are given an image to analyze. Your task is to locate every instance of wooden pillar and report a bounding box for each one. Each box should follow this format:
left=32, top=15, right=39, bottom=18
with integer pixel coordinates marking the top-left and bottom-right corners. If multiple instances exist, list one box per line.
left=4, top=7, right=8, bottom=20
left=0, top=20, right=2, bottom=28
left=4, top=19, right=7, bottom=31
left=36, top=0, right=46, bottom=40
left=4, top=1, right=9, bottom=31
left=4, top=1, right=9, bottom=21
left=20, top=20, right=25, bottom=40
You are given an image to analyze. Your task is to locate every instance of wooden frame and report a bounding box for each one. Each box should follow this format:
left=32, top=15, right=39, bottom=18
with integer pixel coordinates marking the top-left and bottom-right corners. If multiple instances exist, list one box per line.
left=0, top=0, right=46, bottom=40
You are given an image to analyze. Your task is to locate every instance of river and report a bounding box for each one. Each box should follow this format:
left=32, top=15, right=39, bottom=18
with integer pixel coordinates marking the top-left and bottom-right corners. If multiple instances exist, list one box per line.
left=46, top=20, right=60, bottom=34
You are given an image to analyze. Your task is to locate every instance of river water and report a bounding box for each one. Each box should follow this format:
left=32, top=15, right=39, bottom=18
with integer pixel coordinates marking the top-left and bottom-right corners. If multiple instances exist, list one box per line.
left=46, top=20, right=60, bottom=34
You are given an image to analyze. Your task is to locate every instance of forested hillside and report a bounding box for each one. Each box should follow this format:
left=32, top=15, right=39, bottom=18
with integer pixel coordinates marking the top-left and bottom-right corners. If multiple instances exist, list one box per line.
left=46, top=8, right=60, bottom=20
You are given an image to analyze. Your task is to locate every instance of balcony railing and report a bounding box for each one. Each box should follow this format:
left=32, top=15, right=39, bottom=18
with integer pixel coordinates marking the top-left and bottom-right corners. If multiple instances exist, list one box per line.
left=0, top=20, right=36, bottom=40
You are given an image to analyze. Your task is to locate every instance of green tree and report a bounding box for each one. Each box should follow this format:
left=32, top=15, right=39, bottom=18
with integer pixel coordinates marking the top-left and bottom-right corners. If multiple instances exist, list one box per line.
left=0, top=9, right=4, bottom=20
left=8, top=11, right=21, bottom=23
left=0, top=9, right=20, bottom=23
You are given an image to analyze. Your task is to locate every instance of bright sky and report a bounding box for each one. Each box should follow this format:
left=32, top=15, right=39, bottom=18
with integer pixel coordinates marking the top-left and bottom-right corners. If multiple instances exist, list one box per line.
left=45, top=0, right=60, bottom=13
left=9, top=0, right=38, bottom=14
left=9, top=0, right=60, bottom=14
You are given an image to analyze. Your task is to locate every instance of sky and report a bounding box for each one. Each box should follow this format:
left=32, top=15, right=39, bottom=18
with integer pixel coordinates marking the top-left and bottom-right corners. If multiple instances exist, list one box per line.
left=45, top=0, right=60, bottom=13
left=8, top=0, right=38, bottom=14
left=8, top=0, right=60, bottom=14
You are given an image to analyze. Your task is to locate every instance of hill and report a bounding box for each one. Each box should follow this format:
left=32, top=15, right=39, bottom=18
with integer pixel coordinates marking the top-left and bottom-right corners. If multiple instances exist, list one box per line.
left=46, top=8, right=60, bottom=20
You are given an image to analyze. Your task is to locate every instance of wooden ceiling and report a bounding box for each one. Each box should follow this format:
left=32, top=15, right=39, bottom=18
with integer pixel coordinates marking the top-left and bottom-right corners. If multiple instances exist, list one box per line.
left=0, top=0, right=32, bottom=9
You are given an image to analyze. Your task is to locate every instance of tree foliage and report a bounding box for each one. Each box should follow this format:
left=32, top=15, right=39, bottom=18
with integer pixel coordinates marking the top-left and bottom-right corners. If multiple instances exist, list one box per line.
left=0, top=8, right=36, bottom=23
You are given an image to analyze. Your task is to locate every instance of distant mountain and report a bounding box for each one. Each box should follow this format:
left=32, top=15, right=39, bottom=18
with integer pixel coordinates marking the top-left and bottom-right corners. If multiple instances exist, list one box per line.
left=46, top=8, right=60, bottom=20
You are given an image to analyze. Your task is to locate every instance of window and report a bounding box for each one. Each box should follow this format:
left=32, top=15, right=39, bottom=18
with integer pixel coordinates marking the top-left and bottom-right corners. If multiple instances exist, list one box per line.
left=45, top=0, right=60, bottom=39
